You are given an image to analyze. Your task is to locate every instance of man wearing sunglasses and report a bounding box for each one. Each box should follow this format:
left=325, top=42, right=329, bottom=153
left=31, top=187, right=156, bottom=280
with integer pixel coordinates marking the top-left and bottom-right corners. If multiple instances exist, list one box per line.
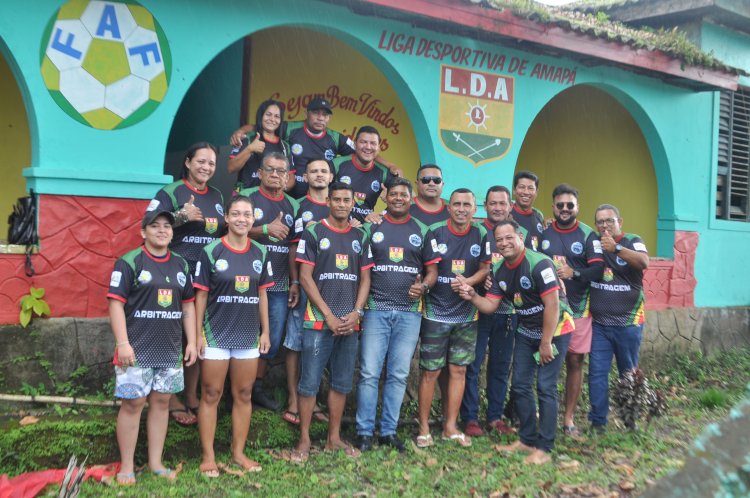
left=239, top=153, right=301, bottom=410
left=511, top=170, right=545, bottom=251
left=588, top=204, right=649, bottom=434
left=540, top=184, right=604, bottom=438
left=409, top=164, right=450, bottom=226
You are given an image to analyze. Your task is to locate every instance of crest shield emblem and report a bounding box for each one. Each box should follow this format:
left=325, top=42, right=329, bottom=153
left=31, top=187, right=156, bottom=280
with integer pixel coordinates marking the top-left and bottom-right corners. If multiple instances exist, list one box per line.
left=205, top=217, right=218, bottom=234
left=438, top=65, right=514, bottom=166
left=157, top=289, right=172, bottom=308
left=552, top=255, right=568, bottom=269
left=235, top=275, right=250, bottom=293
left=336, top=254, right=349, bottom=270
left=451, top=259, right=465, bottom=274
left=513, top=292, right=523, bottom=307
left=354, top=192, right=366, bottom=205
left=389, top=247, right=404, bottom=263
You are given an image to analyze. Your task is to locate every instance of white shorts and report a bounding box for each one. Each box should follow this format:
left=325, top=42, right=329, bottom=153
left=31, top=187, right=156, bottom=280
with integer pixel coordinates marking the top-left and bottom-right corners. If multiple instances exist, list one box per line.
left=203, top=346, right=260, bottom=360
left=114, top=366, right=184, bottom=399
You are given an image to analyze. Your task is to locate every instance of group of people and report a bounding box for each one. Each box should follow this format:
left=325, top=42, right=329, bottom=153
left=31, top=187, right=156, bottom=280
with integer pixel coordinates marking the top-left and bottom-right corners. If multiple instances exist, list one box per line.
left=107, top=97, right=649, bottom=484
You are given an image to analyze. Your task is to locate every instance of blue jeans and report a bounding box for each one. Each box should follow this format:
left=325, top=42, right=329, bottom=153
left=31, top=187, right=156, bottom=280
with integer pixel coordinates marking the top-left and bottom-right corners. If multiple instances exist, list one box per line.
left=511, top=332, right=571, bottom=452
left=356, top=310, right=421, bottom=437
left=283, top=287, right=307, bottom=352
left=588, top=323, right=643, bottom=427
left=261, top=291, right=288, bottom=360
left=460, top=313, right=516, bottom=423
left=297, top=328, right=359, bottom=397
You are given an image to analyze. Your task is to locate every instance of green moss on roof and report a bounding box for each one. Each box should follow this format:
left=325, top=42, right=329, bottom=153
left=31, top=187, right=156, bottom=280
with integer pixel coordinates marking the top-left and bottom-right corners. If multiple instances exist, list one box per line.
left=484, top=0, right=738, bottom=73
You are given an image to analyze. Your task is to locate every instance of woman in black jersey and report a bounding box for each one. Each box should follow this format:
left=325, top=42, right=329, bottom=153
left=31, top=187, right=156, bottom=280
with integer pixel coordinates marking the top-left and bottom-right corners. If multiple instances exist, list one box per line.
left=227, top=99, right=294, bottom=191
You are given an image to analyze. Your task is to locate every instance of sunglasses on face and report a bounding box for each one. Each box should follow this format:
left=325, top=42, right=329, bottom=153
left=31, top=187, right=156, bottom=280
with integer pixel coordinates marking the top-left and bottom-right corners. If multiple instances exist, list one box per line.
left=556, top=202, right=576, bottom=210
left=419, top=176, right=442, bottom=185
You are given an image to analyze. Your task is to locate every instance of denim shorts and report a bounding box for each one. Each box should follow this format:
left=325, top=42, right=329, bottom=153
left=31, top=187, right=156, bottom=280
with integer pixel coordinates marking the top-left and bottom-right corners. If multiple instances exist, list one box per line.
left=419, top=318, right=478, bottom=371
left=297, top=328, right=359, bottom=397
left=114, top=365, right=183, bottom=399
left=283, top=287, right=307, bottom=352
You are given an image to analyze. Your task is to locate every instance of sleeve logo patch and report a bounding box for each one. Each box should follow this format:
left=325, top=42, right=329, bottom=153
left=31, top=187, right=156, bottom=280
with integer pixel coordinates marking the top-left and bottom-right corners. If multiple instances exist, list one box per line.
left=215, top=204, right=224, bottom=216
left=431, top=238, right=438, bottom=252
left=352, top=240, right=362, bottom=253
left=146, top=199, right=159, bottom=212
left=541, top=268, right=556, bottom=284
left=176, top=272, right=186, bottom=287
left=633, top=242, right=647, bottom=253
left=295, top=218, right=304, bottom=233
left=253, top=260, right=263, bottom=274
left=297, top=240, right=306, bottom=253
left=593, top=240, right=603, bottom=253
left=110, top=271, right=122, bottom=287
left=267, top=261, right=274, bottom=276
left=195, top=261, right=201, bottom=277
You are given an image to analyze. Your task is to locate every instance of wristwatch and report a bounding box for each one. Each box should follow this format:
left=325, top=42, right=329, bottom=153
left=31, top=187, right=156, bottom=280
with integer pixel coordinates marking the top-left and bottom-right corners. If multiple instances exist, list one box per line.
left=421, top=283, right=430, bottom=294
left=614, top=243, right=623, bottom=254
left=355, top=308, right=365, bottom=318
left=572, top=270, right=581, bottom=280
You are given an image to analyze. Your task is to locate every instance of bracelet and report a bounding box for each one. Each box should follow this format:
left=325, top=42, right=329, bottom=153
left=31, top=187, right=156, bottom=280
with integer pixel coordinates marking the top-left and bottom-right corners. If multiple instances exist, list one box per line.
left=117, top=341, right=129, bottom=346
left=290, top=280, right=300, bottom=285
left=262, top=224, right=268, bottom=235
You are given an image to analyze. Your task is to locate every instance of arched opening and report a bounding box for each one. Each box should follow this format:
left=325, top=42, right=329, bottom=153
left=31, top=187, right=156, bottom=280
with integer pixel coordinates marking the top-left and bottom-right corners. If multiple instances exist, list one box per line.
left=0, top=49, right=32, bottom=240
left=516, top=84, right=659, bottom=254
left=164, top=25, right=423, bottom=199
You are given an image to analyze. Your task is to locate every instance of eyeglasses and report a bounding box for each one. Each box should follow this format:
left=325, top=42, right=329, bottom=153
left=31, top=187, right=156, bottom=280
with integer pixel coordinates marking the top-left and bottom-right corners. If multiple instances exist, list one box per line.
left=556, top=202, right=576, bottom=210
left=595, top=218, right=618, bottom=226
left=419, top=176, right=442, bottom=185
left=262, top=166, right=288, bottom=175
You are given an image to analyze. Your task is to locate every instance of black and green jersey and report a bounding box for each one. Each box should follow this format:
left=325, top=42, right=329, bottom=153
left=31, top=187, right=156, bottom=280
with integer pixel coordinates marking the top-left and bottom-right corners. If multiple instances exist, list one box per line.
left=296, top=219, right=373, bottom=330
left=237, top=187, right=300, bottom=292
left=487, top=249, right=574, bottom=340
left=229, top=130, right=293, bottom=190
left=334, top=155, right=395, bottom=223
left=540, top=220, right=604, bottom=318
left=285, top=122, right=355, bottom=198
left=107, top=247, right=194, bottom=368
left=194, top=238, right=273, bottom=349
left=511, top=204, right=545, bottom=252
left=590, top=233, right=648, bottom=327
left=293, top=195, right=330, bottom=239
left=423, top=220, right=491, bottom=323
left=409, top=199, right=449, bottom=227
left=482, top=219, right=516, bottom=315
left=364, top=214, right=439, bottom=312
left=150, top=179, right=225, bottom=273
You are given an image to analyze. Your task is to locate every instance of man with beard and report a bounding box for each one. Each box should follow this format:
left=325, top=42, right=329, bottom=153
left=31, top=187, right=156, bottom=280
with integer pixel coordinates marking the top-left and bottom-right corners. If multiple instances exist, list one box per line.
left=540, top=184, right=604, bottom=437
left=461, top=186, right=519, bottom=437
left=511, top=171, right=545, bottom=251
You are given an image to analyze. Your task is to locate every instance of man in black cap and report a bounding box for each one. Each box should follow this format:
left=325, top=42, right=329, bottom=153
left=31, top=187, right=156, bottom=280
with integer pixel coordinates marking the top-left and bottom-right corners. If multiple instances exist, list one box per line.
left=232, top=97, right=400, bottom=199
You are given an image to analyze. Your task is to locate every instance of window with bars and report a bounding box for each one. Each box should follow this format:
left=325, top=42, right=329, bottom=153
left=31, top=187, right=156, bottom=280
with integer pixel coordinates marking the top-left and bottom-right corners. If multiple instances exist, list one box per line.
left=717, top=87, right=750, bottom=221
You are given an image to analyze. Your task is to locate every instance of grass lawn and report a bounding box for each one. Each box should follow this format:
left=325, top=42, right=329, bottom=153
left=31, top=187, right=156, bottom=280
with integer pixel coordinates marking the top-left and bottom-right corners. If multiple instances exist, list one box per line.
left=1, top=349, right=748, bottom=497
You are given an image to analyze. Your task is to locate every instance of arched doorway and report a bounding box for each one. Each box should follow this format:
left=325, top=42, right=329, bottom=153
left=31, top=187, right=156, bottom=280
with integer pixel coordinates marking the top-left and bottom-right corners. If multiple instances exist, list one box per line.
left=164, top=25, right=422, bottom=201
left=0, top=49, right=32, bottom=239
left=516, top=84, right=658, bottom=253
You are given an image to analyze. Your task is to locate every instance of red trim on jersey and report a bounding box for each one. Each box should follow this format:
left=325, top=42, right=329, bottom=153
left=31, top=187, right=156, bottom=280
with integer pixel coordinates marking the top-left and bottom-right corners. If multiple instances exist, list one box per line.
left=259, top=282, right=275, bottom=289
left=306, top=194, right=327, bottom=206
left=141, top=246, right=171, bottom=262
left=351, top=154, right=375, bottom=171
left=414, top=197, right=445, bottom=214
left=512, top=203, right=533, bottom=215
left=182, top=178, right=208, bottom=195
left=322, top=218, right=352, bottom=233
left=263, top=134, right=280, bottom=144
left=540, top=286, right=560, bottom=297
left=296, top=258, right=315, bottom=266
left=361, top=263, right=375, bottom=270
left=483, top=218, right=495, bottom=231
left=193, top=283, right=210, bottom=291
left=486, top=292, right=503, bottom=300
left=221, top=237, right=251, bottom=254
left=504, top=249, right=526, bottom=269
left=290, top=237, right=301, bottom=243
left=447, top=219, right=471, bottom=236
left=384, top=213, right=411, bottom=224
left=181, top=297, right=196, bottom=303
left=552, top=220, right=579, bottom=233
left=588, top=257, right=605, bottom=263
left=303, top=123, right=327, bottom=139
left=614, top=233, right=625, bottom=243
left=425, top=257, right=442, bottom=266
left=107, top=293, right=127, bottom=303
left=259, top=186, right=284, bottom=201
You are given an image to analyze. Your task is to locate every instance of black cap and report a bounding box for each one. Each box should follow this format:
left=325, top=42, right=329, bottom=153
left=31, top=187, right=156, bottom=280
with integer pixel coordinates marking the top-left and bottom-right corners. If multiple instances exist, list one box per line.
left=307, top=97, right=333, bottom=114
left=142, top=209, right=176, bottom=228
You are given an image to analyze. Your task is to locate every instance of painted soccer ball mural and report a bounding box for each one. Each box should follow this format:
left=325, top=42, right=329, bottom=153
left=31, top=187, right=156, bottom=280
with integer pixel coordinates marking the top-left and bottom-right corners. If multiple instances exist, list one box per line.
left=40, top=0, right=171, bottom=130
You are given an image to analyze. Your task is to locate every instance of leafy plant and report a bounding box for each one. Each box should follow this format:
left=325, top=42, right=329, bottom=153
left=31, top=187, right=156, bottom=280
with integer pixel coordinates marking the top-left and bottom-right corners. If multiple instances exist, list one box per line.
left=18, top=287, right=51, bottom=327
left=698, top=388, right=730, bottom=409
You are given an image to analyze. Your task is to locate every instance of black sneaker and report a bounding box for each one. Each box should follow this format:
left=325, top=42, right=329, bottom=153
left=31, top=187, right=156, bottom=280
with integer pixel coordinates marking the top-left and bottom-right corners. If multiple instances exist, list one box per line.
left=589, top=424, right=606, bottom=436
left=356, top=435, right=374, bottom=452
left=252, top=387, right=280, bottom=411
left=378, top=434, right=406, bottom=453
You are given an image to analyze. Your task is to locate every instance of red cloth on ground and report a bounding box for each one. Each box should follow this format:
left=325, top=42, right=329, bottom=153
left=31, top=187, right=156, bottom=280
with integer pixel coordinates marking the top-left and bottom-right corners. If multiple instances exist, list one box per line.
left=0, top=462, right=120, bottom=498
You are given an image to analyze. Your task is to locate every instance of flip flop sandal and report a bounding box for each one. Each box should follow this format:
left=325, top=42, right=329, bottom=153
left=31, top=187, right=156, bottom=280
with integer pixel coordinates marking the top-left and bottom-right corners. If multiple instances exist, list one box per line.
left=324, top=443, right=361, bottom=459
left=282, top=410, right=300, bottom=425
left=199, top=463, right=220, bottom=478
left=232, top=460, right=262, bottom=473
left=152, top=468, right=177, bottom=480
left=442, top=432, right=472, bottom=447
left=169, top=408, right=197, bottom=426
left=116, top=472, right=136, bottom=485
left=416, top=434, right=434, bottom=448
left=289, top=449, right=309, bottom=464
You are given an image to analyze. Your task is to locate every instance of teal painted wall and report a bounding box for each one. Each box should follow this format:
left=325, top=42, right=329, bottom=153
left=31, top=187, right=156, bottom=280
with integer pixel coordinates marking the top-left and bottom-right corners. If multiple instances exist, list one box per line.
left=0, top=0, right=748, bottom=306
left=700, top=21, right=750, bottom=86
